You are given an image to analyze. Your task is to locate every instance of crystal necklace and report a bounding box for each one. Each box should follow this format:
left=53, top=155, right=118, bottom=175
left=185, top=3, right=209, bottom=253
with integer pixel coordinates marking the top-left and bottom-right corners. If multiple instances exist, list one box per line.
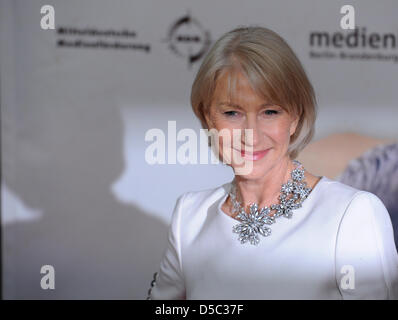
left=229, top=159, right=312, bottom=246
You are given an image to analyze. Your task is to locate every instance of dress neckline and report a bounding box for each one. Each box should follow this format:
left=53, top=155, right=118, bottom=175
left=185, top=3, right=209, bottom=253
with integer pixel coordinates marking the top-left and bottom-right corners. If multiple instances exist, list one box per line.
left=217, top=175, right=328, bottom=223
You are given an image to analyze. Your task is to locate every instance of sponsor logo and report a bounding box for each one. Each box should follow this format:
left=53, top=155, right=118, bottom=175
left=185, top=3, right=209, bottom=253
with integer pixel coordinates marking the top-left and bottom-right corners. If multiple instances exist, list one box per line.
left=165, top=13, right=211, bottom=68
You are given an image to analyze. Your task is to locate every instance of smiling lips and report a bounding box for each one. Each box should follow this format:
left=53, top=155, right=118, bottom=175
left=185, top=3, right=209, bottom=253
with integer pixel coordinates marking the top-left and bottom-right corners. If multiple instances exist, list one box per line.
left=237, top=148, right=270, bottom=161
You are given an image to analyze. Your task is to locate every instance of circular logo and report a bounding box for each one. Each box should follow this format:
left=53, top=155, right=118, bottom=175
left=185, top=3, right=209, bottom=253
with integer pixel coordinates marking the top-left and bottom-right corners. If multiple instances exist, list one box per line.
left=166, top=14, right=211, bottom=67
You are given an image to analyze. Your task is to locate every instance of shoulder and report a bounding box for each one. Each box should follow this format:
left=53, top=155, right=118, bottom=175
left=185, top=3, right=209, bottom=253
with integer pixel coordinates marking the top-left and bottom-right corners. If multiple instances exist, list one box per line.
left=307, top=176, right=391, bottom=227
left=339, top=189, right=392, bottom=231
left=314, top=176, right=365, bottom=208
left=170, top=182, right=231, bottom=242
left=322, top=175, right=390, bottom=221
left=318, top=175, right=360, bottom=194
left=312, top=176, right=393, bottom=237
left=166, top=182, right=230, bottom=248
left=178, top=182, right=231, bottom=218
left=334, top=187, right=395, bottom=255
left=317, top=176, right=393, bottom=212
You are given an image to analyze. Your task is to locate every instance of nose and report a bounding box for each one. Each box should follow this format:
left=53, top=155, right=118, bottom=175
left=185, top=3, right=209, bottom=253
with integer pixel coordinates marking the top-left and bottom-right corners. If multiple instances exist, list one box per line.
left=241, top=114, right=260, bottom=148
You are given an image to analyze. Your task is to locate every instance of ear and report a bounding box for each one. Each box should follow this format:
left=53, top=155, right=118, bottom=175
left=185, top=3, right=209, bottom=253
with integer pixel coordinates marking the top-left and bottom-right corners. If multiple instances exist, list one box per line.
left=289, top=115, right=299, bottom=137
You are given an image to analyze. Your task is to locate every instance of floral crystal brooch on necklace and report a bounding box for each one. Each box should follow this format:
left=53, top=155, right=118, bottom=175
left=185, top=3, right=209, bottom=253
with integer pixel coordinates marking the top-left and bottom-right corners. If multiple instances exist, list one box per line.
left=230, top=160, right=312, bottom=246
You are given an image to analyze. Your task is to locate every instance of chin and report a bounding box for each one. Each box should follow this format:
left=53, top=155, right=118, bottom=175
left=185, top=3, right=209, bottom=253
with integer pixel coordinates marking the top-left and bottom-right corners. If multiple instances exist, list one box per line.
left=231, top=161, right=270, bottom=179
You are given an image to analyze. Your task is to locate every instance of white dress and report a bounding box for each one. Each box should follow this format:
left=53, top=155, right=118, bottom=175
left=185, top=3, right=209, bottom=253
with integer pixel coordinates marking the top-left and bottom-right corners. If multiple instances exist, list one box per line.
left=149, top=176, right=398, bottom=299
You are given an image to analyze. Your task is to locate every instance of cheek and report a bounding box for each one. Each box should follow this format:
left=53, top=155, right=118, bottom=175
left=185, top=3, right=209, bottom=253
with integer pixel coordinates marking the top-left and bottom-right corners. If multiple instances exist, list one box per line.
left=210, top=117, right=241, bottom=145
left=262, top=120, right=293, bottom=146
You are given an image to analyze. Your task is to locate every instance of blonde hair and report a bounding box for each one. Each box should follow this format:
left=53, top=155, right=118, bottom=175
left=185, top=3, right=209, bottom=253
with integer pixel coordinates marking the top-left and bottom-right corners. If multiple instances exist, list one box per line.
left=190, top=26, right=317, bottom=159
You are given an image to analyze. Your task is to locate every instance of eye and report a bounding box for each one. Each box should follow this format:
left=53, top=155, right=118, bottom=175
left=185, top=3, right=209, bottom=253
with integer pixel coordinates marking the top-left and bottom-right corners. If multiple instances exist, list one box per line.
left=264, top=110, right=279, bottom=115
left=223, top=111, right=239, bottom=117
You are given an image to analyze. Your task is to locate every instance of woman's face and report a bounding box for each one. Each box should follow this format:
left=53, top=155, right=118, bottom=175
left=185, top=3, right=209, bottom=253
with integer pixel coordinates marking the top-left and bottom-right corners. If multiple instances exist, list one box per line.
left=204, top=70, right=299, bottom=179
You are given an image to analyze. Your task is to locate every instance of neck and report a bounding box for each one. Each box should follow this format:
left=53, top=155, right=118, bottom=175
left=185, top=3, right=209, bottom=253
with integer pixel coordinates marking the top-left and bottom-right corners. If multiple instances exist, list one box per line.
left=232, top=157, right=295, bottom=211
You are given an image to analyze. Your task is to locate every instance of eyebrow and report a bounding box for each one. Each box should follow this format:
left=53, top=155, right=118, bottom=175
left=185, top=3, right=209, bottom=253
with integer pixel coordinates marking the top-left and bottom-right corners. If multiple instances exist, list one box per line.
left=218, top=102, right=275, bottom=108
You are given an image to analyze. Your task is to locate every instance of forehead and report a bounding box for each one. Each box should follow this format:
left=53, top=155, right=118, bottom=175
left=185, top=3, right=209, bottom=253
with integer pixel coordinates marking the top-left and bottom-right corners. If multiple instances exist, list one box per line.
left=215, top=69, right=252, bottom=92
left=212, top=69, right=267, bottom=104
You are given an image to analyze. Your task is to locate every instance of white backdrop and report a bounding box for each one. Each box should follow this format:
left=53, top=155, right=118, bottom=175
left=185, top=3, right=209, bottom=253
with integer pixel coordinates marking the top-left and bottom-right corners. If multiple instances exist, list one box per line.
left=1, top=0, right=397, bottom=299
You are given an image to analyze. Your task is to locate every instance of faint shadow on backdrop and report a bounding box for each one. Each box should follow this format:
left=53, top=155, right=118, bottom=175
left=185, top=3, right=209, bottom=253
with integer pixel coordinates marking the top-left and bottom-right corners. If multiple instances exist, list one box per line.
left=3, top=94, right=168, bottom=299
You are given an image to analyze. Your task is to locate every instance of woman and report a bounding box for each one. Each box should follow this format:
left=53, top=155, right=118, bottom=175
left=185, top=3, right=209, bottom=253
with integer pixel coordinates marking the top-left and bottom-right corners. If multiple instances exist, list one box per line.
left=147, top=26, right=398, bottom=299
